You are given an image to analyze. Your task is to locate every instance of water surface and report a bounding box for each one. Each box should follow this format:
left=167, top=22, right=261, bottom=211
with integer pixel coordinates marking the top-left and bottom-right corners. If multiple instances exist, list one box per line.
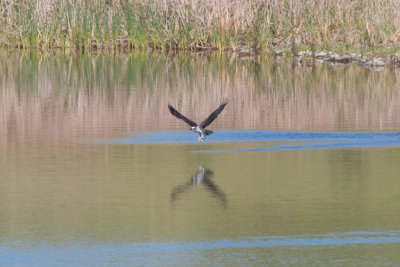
left=1, top=51, right=400, bottom=266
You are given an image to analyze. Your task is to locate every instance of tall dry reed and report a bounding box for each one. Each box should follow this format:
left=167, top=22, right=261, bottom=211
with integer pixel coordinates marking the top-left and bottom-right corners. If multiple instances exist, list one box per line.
left=1, top=0, right=400, bottom=51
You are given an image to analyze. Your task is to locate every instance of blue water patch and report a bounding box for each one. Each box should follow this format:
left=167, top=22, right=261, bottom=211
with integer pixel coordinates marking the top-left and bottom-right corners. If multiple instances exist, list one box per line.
left=1, top=230, right=400, bottom=266
left=103, top=130, right=400, bottom=152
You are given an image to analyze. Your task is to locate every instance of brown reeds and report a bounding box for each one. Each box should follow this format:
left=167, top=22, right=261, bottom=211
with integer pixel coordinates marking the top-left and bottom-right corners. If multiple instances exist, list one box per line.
left=0, top=0, right=400, bottom=52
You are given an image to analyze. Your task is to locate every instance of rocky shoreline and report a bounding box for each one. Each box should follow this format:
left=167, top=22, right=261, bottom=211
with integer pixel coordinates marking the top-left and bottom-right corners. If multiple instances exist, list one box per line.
left=5, top=43, right=400, bottom=71
left=230, top=45, right=400, bottom=70
left=292, top=50, right=400, bottom=70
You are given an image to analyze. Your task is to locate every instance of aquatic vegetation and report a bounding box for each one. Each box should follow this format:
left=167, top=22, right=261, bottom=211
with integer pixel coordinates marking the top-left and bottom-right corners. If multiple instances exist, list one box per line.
left=1, top=0, right=400, bottom=53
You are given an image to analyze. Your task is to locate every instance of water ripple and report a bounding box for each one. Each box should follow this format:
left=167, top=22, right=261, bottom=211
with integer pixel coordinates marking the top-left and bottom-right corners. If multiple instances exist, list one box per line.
left=2, top=230, right=400, bottom=266
left=2, top=230, right=400, bottom=257
left=104, top=130, right=400, bottom=152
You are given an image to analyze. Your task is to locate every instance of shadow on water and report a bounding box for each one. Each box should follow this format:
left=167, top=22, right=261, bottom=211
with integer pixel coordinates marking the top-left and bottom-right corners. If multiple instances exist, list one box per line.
left=170, top=165, right=227, bottom=208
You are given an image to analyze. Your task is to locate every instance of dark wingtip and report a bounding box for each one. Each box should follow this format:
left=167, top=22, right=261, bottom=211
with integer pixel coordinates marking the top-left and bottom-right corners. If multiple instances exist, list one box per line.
left=168, top=104, right=176, bottom=116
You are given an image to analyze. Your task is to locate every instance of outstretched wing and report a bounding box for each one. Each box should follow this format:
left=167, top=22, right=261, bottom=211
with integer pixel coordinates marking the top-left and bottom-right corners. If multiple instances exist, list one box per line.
left=199, top=98, right=229, bottom=128
left=168, top=104, right=198, bottom=127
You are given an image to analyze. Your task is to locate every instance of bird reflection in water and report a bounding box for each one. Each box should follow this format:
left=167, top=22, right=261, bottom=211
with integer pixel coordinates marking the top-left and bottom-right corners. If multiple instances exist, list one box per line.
left=170, top=165, right=227, bottom=208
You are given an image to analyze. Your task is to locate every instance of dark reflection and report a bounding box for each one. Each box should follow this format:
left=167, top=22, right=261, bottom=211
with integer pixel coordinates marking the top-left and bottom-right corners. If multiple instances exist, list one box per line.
left=171, top=165, right=227, bottom=207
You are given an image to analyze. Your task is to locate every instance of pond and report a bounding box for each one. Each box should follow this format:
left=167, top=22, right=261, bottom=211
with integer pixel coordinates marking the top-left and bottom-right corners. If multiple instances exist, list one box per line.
left=1, top=50, right=400, bottom=266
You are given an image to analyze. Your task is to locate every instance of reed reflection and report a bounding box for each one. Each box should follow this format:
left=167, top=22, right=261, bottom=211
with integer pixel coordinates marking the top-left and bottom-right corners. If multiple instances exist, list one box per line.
left=2, top=50, right=400, bottom=149
left=171, top=165, right=227, bottom=208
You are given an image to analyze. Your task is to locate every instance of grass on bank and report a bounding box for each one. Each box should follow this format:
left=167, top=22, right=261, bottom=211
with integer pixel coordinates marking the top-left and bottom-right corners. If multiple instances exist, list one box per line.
left=1, top=0, right=400, bottom=53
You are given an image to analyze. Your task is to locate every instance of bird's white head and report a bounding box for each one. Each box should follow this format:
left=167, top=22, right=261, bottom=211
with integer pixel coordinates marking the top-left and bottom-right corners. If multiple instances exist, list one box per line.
left=190, top=126, right=196, bottom=131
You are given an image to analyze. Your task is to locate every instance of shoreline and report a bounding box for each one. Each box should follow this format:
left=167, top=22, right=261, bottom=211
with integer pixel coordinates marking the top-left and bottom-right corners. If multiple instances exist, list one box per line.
left=2, top=0, right=400, bottom=66
left=3, top=45, right=400, bottom=70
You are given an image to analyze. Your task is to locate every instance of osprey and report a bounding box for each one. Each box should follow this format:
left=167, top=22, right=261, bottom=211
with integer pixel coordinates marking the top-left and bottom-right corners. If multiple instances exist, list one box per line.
left=168, top=99, right=229, bottom=142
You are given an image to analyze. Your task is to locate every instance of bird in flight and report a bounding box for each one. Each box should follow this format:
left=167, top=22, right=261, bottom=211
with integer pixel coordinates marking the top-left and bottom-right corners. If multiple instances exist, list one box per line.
left=168, top=99, right=229, bottom=142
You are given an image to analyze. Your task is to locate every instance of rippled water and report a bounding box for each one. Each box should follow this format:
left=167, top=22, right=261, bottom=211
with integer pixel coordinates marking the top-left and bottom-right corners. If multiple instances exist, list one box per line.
left=1, top=50, right=400, bottom=266
left=105, top=130, right=400, bottom=150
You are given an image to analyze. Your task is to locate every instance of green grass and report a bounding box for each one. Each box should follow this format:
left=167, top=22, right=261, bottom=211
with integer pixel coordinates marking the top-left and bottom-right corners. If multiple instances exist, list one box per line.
left=1, top=0, right=400, bottom=54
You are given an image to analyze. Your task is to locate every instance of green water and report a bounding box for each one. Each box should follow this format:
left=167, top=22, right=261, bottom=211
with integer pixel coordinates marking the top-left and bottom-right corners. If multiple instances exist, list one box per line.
left=1, top=51, right=400, bottom=266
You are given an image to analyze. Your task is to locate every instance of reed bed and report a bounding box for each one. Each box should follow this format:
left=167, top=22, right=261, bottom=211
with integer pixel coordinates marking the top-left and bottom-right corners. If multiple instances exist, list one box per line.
left=1, top=0, right=400, bottom=52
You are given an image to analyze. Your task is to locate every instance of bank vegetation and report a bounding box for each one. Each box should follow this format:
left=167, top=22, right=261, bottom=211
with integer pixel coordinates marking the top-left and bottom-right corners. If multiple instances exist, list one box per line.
left=1, top=0, right=400, bottom=53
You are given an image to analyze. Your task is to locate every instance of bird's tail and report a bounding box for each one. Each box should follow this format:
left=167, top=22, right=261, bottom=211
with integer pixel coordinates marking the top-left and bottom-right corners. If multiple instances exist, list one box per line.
left=205, top=129, right=213, bottom=136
